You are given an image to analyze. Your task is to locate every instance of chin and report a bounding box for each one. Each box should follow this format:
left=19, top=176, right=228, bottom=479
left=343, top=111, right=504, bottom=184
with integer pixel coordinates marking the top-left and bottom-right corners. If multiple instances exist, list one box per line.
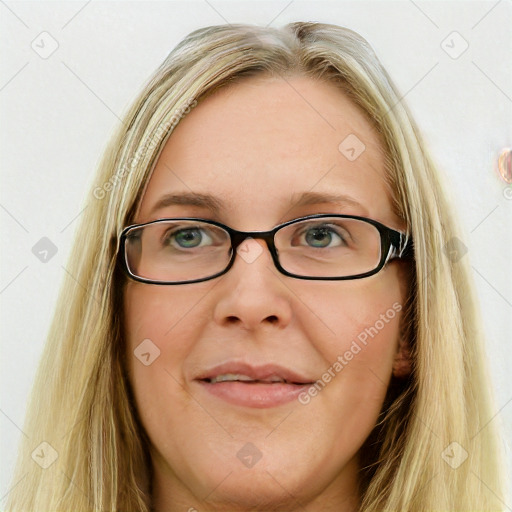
left=194, top=470, right=306, bottom=512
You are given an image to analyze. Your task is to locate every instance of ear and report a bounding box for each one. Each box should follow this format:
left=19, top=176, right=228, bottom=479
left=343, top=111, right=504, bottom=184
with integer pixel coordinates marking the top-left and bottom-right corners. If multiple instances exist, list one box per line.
left=392, top=336, right=412, bottom=378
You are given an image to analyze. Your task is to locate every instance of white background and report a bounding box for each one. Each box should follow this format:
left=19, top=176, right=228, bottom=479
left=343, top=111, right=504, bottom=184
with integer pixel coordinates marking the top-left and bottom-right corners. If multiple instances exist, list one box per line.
left=1, top=0, right=511, bottom=505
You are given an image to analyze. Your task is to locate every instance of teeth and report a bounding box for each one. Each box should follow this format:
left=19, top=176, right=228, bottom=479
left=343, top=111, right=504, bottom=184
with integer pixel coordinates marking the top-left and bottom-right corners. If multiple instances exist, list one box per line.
left=209, top=374, right=253, bottom=383
left=208, top=374, right=286, bottom=384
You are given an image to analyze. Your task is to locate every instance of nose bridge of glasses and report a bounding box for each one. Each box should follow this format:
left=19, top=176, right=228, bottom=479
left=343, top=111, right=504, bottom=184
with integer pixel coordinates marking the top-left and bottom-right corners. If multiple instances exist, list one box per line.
left=230, top=229, right=277, bottom=259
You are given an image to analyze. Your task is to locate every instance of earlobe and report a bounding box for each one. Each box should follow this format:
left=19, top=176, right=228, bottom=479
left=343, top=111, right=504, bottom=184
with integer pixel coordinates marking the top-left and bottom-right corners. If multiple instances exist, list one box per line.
left=392, top=338, right=412, bottom=378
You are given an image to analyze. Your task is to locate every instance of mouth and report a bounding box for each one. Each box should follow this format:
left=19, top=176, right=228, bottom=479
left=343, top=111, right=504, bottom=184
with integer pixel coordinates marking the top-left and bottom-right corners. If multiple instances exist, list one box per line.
left=194, top=363, right=317, bottom=408
left=201, top=374, right=309, bottom=385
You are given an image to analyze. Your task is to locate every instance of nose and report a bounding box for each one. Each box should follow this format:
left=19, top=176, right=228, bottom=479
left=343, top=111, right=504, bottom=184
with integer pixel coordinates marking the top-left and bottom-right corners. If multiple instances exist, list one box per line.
left=212, top=237, right=293, bottom=330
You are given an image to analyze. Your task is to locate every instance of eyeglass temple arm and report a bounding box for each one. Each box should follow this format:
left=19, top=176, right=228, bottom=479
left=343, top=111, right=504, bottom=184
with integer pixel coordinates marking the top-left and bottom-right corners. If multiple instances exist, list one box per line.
left=386, top=231, right=413, bottom=262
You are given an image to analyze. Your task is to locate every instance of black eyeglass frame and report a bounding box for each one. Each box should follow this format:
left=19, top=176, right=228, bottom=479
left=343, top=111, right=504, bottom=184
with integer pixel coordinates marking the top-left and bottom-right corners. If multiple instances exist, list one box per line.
left=118, top=214, right=414, bottom=285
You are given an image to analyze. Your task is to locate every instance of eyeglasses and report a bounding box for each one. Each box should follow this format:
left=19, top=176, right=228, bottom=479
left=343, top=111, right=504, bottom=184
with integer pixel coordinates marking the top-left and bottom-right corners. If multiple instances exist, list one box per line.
left=118, top=214, right=413, bottom=285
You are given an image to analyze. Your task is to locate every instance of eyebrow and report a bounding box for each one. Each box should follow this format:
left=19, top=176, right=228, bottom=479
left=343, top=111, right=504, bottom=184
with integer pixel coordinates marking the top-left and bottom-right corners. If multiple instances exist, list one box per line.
left=148, top=191, right=368, bottom=216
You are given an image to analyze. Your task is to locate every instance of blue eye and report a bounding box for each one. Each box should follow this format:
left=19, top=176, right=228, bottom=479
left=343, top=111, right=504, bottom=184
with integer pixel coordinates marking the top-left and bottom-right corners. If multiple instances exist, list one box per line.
left=174, top=229, right=202, bottom=248
left=301, top=225, right=346, bottom=248
left=166, top=227, right=214, bottom=249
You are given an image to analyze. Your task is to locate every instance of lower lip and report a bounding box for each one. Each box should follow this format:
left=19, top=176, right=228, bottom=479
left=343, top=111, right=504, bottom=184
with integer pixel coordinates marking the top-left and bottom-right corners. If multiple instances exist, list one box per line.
left=196, top=380, right=313, bottom=408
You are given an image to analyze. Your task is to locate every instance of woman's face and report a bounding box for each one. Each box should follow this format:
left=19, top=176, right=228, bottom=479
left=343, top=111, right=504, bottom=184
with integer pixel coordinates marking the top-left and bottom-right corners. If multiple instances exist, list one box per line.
left=123, top=75, right=409, bottom=511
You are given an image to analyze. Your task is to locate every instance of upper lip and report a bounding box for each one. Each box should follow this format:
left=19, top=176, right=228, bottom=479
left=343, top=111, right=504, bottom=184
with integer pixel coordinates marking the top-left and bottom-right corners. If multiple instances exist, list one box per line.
left=194, top=361, right=316, bottom=384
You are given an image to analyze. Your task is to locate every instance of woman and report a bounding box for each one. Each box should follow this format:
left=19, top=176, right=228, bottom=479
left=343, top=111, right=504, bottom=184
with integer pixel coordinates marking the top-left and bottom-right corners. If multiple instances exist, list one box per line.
left=6, top=22, right=506, bottom=511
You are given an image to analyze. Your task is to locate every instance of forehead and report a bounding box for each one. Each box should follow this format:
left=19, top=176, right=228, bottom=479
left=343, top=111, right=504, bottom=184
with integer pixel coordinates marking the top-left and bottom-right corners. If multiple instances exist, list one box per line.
left=135, top=75, right=401, bottom=230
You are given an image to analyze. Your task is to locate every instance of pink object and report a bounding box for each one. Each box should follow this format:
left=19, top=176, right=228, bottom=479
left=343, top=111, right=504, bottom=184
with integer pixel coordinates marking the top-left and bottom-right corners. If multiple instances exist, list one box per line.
left=498, top=148, right=512, bottom=184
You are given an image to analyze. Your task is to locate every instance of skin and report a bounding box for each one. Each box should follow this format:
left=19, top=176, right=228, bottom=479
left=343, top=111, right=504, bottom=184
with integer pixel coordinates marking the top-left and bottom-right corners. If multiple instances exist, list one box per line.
left=123, top=74, right=411, bottom=512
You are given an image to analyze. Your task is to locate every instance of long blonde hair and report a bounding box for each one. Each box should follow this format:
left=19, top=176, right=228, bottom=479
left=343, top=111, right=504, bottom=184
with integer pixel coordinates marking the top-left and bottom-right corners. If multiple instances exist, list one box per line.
left=6, top=22, right=507, bottom=511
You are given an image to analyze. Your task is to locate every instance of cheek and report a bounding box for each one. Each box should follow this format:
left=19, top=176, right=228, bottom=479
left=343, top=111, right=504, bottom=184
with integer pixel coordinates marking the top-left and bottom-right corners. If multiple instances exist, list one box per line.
left=122, top=284, right=208, bottom=430
left=297, top=303, right=402, bottom=472
left=327, top=306, right=402, bottom=404
left=123, top=281, right=212, bottom=352
left=299, top=272, right=405, bottom=438
left=306, top=266, right=405, bottom=365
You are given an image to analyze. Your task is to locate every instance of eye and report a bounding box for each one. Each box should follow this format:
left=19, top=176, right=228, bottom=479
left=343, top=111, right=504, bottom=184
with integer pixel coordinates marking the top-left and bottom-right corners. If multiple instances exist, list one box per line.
left=293, top=224, right=348, bottom=248
left=165, top=227, right=214, bottom=249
